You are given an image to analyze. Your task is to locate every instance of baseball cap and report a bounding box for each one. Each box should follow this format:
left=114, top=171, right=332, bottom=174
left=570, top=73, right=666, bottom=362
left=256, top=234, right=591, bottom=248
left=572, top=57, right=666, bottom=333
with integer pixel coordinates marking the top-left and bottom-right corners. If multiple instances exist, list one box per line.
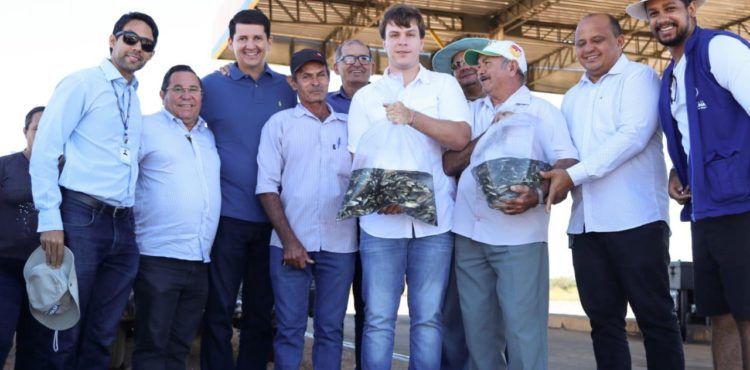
left=290, top=48, right=328, bottom=75
left=464, top=40, right=528, bottom=74
left=431, top=37, right=490, bottom=74
left=24, top=246, right=80, bottom=331
left=626, top=0, right=706, bottom=21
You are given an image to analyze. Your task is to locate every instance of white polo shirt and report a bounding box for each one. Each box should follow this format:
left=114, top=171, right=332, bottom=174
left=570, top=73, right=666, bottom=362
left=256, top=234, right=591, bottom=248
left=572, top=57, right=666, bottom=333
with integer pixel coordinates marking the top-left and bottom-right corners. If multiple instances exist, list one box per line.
left=452, top=86, right=578, bottom=246
left=347, top=65, right=471, bottom=239
left=562, top=54, right=669, bottom=234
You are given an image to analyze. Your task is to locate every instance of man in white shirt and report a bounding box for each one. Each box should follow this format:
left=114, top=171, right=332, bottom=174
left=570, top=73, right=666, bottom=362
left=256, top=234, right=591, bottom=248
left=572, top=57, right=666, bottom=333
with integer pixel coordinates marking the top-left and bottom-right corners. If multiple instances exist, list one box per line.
left=445, top=40, right=578, bottom=370
left=430, top=36, right=490, bottom=370
left=256, top=49, right=357, bottom=370
left=346, top=4, right=471, bottom=369
left=133, top=64, right=221, bottom=368
left=627, top=0, right=750, bottom=368
left=543, top=14, right=684, bottom=369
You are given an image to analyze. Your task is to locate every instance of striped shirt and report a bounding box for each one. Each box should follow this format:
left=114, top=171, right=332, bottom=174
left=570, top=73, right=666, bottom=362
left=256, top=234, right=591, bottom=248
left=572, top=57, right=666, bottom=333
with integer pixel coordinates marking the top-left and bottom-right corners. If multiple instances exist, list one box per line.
left=256, top=104, right=357, bottom=253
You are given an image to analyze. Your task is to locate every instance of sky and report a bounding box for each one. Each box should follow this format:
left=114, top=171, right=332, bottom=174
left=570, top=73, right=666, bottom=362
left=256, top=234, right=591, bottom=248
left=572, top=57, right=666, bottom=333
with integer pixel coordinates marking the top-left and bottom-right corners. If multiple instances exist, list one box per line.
left=0, top=0, right=693, bottom=277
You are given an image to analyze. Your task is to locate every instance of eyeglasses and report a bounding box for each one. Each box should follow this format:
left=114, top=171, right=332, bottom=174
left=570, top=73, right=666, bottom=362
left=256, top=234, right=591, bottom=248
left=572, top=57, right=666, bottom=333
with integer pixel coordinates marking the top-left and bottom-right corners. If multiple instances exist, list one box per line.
left=165, top=86, right=202, bottom=95
left=337, top=55, right=372, bottom=65
left=451, top=60, right=467, bottom=71
left=115, top=31, right=156, bottom=53
left=670, top=75, right=678, bottom=103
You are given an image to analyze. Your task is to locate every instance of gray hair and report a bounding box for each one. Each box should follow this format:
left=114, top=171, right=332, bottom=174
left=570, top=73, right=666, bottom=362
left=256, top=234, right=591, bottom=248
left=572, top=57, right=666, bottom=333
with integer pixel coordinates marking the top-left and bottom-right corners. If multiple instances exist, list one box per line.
left=334, top=39, right=372, bottom=62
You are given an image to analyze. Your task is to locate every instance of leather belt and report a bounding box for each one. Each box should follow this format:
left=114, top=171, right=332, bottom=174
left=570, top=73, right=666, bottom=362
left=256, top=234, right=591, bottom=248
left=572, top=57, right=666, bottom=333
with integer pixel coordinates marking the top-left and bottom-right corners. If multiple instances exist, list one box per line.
left=61, top=188, right=131, bottom=218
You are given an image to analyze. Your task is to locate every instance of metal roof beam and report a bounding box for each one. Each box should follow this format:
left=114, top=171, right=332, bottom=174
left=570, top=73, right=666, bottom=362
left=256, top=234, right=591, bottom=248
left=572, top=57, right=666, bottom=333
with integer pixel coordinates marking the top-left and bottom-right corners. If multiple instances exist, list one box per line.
left=720, top=15, right=750, bottom=38
left=493, top=0, right=560, bottom=34
left=321, top=1, right=379, bottom=46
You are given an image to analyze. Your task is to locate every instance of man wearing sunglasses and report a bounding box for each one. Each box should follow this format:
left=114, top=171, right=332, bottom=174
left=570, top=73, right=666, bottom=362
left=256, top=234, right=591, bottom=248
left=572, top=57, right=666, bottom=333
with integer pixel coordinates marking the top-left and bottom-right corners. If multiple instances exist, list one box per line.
left=29, top=12, right=158, bottom=368
left=432, top=36, right=488, bottom=104
left=627, top=0, right=750, bottom=368
left=199, top=9, right=297, bottom=370
left=325, top=38, right=374, bottom=370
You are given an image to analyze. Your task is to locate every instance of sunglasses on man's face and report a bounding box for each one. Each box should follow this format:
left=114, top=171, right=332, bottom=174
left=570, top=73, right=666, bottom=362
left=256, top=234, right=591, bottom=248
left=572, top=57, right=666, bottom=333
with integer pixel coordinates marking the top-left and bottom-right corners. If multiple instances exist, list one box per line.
left=115, top=31, right=155, bottom=53
left=451, top=60, right=467, bottom=71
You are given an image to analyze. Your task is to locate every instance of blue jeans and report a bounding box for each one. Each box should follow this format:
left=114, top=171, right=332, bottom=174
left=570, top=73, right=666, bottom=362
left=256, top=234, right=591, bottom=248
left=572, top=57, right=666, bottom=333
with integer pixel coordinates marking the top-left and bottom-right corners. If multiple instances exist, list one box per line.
left=201, top=217, right=273, bottom=370
left=269, top=247, right=355, bottom=370
left=359, top=231, right=453, bottom=370
left=441, top=250, right=468, bottom=370
left=51, top=192, right=140, bottom=369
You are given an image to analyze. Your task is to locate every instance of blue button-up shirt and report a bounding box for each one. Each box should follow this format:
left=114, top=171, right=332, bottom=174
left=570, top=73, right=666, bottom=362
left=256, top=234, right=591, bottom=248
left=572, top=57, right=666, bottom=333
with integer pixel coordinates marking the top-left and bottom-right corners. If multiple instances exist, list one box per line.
left=30, top=59, right=143, bottom=232
left=200, top=63, right=297, bottom=223
left=134, top=109, right=221, bottom=262
left=326, top=87, right=353, bottom=114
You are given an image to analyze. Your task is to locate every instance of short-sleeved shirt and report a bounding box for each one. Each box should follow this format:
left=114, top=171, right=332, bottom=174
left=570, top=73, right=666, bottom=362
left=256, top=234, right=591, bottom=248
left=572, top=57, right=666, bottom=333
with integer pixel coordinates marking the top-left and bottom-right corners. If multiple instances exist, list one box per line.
left=452, top=87, right=578, bottom=246
left=0, top=152, right=39, bottom=260
left=347, top=65, right=471, bottom=238
left=201, top=63, right=297, bottom=223
left=256, top=104, right=357, bottom=253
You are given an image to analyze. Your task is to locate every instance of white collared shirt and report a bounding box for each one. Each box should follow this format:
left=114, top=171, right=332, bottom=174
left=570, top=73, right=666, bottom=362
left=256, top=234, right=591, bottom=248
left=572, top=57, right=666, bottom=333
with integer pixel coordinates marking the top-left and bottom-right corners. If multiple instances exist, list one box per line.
left=256, top=104, right=357, bottom=253
left=135, top=109, right=221, bottom=262
left=452, top=86, right=578, bottom=246
left=347, top=65, right=471, bottom=239
left=562, top=54, right=669, bottom=234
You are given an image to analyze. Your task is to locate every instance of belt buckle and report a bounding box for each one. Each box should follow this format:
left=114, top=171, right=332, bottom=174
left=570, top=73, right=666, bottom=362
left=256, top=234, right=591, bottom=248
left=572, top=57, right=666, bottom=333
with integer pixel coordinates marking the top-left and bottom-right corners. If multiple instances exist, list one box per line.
left=112, top=206, right=127, bottom=217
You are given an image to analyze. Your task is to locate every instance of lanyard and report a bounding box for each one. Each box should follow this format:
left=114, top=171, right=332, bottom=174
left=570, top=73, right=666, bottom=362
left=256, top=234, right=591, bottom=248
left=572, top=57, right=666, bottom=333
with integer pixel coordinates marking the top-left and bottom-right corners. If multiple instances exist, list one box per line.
left=111, top=81, right=132, bottom=145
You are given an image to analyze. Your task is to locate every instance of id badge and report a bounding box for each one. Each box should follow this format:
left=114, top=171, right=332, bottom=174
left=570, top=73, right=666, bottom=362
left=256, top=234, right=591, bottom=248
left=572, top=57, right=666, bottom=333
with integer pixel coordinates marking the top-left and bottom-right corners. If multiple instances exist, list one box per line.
left=119, top=144, right=131, bottom=164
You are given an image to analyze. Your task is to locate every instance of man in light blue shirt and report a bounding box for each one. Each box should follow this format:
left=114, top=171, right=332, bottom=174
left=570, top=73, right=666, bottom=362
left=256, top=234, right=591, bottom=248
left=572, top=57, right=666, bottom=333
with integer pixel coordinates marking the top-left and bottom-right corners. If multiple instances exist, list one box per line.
left=257, top=48, right=357, bottom=370
left=132, top=65, right=221, bottom=369
left=29, top=12, right=158, bottom=369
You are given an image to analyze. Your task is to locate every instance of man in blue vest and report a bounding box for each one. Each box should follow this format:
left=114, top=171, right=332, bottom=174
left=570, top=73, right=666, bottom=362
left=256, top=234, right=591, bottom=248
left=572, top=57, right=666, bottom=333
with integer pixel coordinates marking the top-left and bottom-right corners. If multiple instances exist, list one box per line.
left=627, top=0, right=750, bottom=368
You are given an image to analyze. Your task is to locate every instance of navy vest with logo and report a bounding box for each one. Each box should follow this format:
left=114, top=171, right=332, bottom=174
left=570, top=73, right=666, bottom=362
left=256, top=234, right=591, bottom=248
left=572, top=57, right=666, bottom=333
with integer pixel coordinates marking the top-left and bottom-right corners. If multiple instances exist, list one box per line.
left=659, top=27, right=750, bottom=221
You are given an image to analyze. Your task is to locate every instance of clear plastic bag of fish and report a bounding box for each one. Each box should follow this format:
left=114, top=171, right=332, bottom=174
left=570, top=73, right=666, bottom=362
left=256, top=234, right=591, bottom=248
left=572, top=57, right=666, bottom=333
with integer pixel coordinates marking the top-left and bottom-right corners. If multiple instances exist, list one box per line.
left=470, top=113, right=551, bottom=209
left=338, top=121, right=437, bottom=225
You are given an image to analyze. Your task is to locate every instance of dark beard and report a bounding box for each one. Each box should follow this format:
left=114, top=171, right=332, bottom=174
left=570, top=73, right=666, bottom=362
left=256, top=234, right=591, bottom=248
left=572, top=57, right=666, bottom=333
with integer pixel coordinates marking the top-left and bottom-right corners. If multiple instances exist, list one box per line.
left=653, top=21, right=691, bottom=47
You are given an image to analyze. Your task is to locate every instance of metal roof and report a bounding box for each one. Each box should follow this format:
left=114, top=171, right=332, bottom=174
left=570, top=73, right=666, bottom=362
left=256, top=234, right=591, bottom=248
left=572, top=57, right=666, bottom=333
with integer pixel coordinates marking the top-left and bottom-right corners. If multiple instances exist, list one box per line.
left=214, top=0, right=750, bottom=93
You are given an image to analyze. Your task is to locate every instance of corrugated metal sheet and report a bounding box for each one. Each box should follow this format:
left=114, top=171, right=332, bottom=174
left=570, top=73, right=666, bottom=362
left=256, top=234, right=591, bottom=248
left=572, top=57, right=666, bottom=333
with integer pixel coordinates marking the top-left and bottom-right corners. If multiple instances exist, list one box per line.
left=216, top=0, right=750, bottom=93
